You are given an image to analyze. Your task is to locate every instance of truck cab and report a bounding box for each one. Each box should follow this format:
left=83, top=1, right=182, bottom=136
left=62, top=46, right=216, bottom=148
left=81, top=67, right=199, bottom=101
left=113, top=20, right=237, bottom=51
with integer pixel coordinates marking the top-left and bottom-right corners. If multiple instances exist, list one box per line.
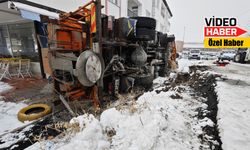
left=234, top=48, right=250, bottom=63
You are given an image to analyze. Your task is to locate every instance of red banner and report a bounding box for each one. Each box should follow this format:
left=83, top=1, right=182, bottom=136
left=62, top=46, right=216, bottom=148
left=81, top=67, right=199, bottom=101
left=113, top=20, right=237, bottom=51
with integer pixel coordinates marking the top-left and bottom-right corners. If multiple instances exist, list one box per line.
left=204, top=27, right=247, bottom=37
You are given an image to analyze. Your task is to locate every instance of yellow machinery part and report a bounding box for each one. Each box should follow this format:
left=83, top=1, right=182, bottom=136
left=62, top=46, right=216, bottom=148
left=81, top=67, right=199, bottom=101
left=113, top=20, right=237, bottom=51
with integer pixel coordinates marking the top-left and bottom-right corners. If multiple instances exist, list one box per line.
left=17, top=104, right=52, bottom=122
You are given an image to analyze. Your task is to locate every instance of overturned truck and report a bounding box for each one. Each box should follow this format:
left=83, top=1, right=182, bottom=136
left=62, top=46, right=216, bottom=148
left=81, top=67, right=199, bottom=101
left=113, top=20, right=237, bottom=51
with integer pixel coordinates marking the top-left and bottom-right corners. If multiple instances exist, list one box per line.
left=43, top=0, right=176, bottom=108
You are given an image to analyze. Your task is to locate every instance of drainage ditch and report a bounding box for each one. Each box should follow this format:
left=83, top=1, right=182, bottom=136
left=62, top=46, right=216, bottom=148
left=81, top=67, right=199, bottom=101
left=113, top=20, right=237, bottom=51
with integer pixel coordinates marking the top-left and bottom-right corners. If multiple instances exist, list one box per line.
left=189, top=65, right=222, bottom=150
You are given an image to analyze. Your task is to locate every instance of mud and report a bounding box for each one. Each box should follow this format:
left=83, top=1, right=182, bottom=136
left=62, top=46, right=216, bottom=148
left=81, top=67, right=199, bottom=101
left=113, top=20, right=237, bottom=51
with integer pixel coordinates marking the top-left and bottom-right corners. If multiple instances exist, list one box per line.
left=1, top=77, right=57, bottom=104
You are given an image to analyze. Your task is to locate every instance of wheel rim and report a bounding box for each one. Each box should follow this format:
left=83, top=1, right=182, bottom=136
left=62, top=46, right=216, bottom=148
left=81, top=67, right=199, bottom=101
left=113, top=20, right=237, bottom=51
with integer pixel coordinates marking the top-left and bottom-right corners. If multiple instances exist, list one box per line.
left=235, top=54, right=240, bottom=62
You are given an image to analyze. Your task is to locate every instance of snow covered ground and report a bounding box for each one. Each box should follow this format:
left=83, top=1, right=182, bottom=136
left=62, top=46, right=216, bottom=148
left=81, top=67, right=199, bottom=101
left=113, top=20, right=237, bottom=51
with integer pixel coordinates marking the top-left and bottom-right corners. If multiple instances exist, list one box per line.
left=0, top=81, right=32, bottom=149
left=0, top=101, right=29, bottom=135
left=177, top=59, right=215, bottom=73
left=0, top=82, right=29, bottom=135
left=211, top=62, right=250, bottom=150
left=0, top=81, right=12, bottom=94
left=26, top=70, right=215, bottom=150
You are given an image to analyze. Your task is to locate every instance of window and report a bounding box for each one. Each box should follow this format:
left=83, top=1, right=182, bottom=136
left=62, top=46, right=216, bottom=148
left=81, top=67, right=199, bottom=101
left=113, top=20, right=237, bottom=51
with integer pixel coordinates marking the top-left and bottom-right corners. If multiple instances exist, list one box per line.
left=109, top=0, right=119, bottom=6
left=161, top=4, right=166, bottom=18
left=157, top=0, right=160, bottom=8
left=0, top=23, right=39, bottom=61
left=146, top=10, right=151, bottom=17
left=160, top=24, right=164, bottom=32
left=128, top=5, right=138, bottom=17
left=0, top=25, right=12, bottom=57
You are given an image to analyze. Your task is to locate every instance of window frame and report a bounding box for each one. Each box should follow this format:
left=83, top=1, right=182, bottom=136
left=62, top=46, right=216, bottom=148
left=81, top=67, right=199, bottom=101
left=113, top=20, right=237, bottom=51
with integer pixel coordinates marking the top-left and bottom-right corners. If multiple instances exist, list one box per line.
left=109, top=0, right=119, bottom=6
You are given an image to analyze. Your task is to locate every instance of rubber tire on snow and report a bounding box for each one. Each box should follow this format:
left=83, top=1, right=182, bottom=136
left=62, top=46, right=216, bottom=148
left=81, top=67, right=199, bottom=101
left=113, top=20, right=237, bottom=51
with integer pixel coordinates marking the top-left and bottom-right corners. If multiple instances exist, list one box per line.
left=131, top=17, right=156, bottom=29
left=136, top=28, right=156, bottom=41
left=18, top=104, right=52, bottom=122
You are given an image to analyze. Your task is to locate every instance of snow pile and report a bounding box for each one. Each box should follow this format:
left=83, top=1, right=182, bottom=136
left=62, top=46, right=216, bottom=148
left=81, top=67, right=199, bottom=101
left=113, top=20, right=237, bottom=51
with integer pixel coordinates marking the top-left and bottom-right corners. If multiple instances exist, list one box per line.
left=26, top=114, right=110, bottom=150
left=212, top=63, right=250, bottom=150
left=100, top=89, right=207, bottom=150
left=178, top=59, right=212, bottom=73
left=28, top=79, right=215, bottom=150
left=56, top=115, right=110, bottom=150
left=178, top=59, right=192, bottom=73
left=153, top=77, right=167, bottom=85
left=0, top=82, right=12, bottom=94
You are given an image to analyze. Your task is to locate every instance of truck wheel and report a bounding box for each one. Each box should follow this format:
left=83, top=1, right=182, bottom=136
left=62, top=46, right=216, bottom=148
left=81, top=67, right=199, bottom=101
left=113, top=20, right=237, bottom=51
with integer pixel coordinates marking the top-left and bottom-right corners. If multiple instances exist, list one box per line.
left=159, top=34, right=175, bottom=47
left=134, top=74, right=154, bottom=88
left=159, top=34, right=169, bottom=47
left=234, top=54, right=240, bottom=62
left=240, top=52, right=247, bottom=63
left=136, top=28, right=156, bottom=41
left=131, top=17, right=156, bottom=29
left=76, top=50, right=104, bottom=87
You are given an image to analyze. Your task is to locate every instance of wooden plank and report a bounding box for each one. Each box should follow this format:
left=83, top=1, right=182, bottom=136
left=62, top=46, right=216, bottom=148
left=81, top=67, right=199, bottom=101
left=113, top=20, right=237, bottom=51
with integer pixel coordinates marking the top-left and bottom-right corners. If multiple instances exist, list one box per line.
left=41, top=48, right=52, bottom=76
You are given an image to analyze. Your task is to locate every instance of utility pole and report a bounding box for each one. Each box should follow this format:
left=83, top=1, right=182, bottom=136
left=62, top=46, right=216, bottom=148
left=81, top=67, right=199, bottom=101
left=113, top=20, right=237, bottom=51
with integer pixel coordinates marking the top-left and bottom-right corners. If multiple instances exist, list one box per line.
left=95, top=0, right=104, bottom=102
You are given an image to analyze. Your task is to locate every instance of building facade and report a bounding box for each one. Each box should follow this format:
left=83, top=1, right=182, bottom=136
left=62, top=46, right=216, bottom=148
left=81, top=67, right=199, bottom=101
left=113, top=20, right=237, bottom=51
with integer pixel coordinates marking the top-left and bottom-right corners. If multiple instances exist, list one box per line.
left=0, top=0, right=60, bottom=76
left=29, top=0, right=173, bottom=33
left=100, top=0, right=172, bottom=33
left=183, top=42, right=221, bottom=52
left=175, top=40, right=184, bottom=52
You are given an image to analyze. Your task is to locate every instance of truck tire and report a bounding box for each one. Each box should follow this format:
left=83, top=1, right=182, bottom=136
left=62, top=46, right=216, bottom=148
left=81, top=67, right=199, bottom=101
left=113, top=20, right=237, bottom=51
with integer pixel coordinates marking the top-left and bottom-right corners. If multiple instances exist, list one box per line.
left=234, top=53, right=246, bottom=63
left=159, top=34, right=168, bottom=47
left=234, top=54, right=240, bottom=62
left=240, top=52, right=247, bottom=63
left=134, top=74, right=154, bottom=89
left=159, top=34, right=175, bottom=47
left=131, top=17, right=156, bottom=29
left=136, top=28, right=156, bottom=41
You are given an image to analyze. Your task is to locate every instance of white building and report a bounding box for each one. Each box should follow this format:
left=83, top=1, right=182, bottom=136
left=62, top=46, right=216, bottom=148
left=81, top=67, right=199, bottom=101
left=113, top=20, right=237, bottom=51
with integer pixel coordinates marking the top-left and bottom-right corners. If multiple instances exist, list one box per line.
left=101, top=0, right=172, bottom=33
left=29, top=0, right=173, bottom=33
left=183, top=42, right=221, bottom=52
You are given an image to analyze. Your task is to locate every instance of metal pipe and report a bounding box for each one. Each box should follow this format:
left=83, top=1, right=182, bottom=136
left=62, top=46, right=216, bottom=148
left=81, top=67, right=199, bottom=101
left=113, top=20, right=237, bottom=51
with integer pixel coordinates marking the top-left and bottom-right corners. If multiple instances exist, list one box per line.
left=60, top=0, right=94, bottom=20
left=95, top=0, right=104, bottom=100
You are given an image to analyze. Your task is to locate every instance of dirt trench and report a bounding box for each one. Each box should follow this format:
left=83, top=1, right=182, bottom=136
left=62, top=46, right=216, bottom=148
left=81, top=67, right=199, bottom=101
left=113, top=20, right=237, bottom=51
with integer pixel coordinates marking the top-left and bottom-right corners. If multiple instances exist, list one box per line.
left=188, top=66, right=222, bottom=150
